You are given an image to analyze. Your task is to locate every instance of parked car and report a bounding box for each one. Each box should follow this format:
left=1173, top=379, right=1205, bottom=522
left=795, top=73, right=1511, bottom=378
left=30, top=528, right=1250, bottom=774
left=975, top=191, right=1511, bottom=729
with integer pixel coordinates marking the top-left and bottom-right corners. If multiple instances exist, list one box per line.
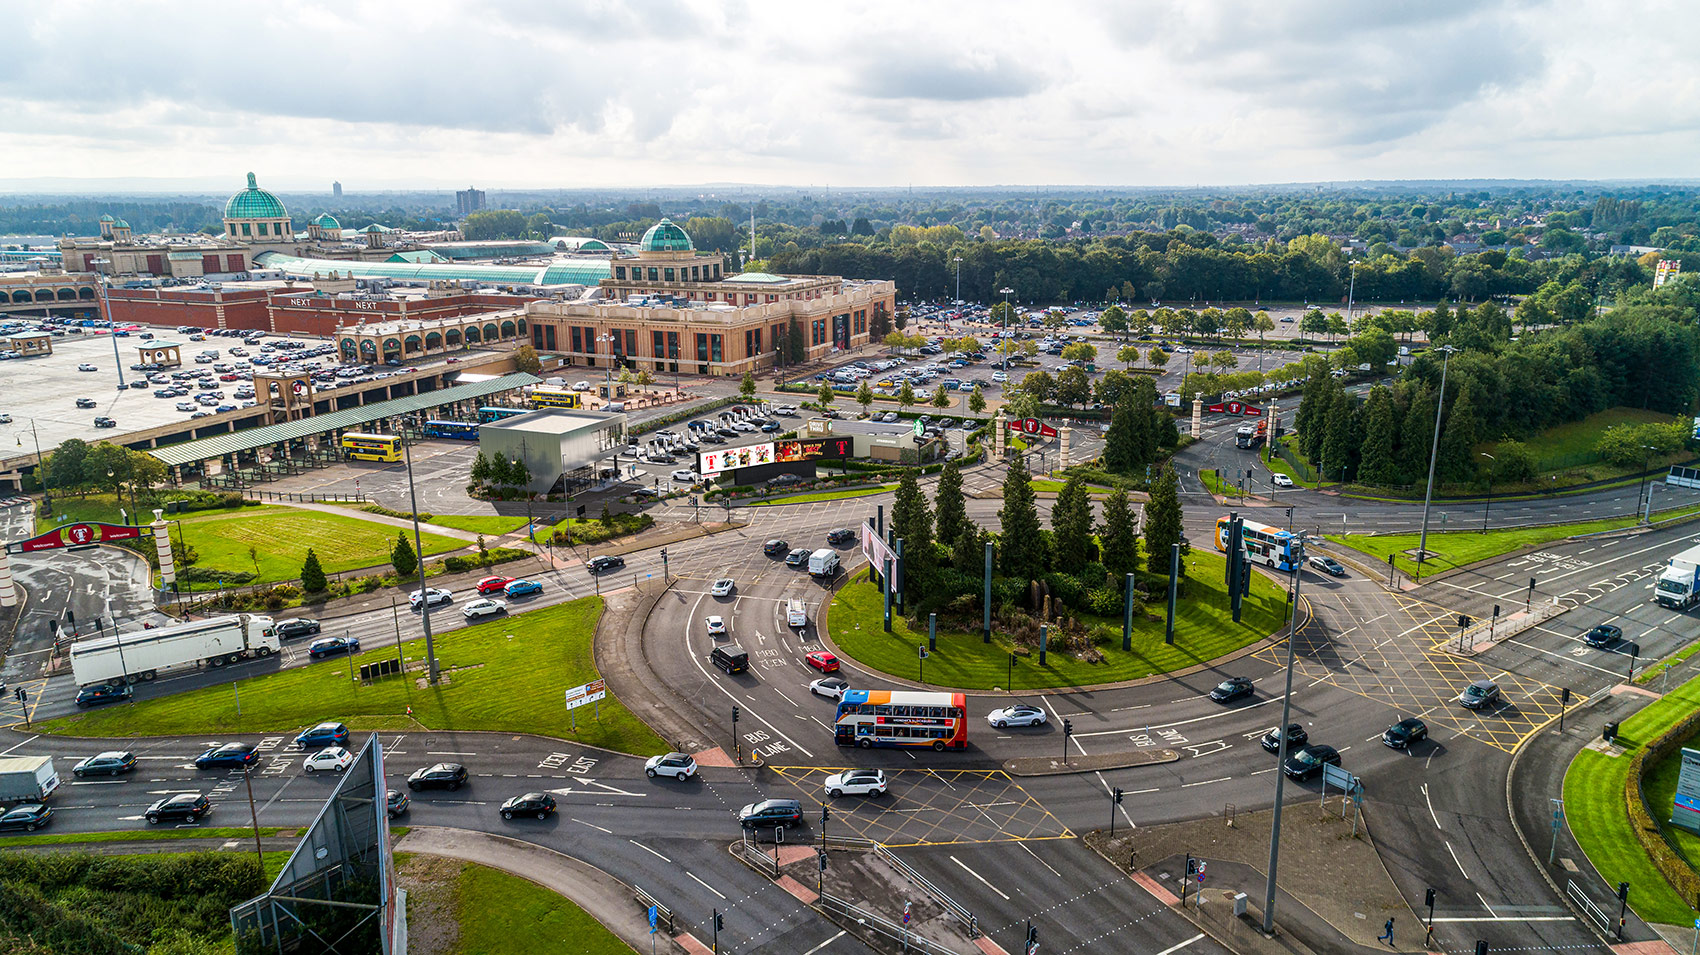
left=805, top=651, right=840, bottom=673
left=785, top=548, right=811, bottom=567
left=408, top=763, right=468, bottom=791
left=476, top=575, right=513, bottom=595
left=826, top=528, right=855, bottom=545
left=274, top=618, right=321, bottom=640
left=72, top=751, right=136, bottom=777
left=986, top=704, right=1047, bottom=728
left=644, top=752, right=698, bottom=780
left=763, top=539, right=789, bottom=556
left=1307, top=555, right=1346, bottom=576
left=1260, top=723, right=1309, bottom=754
left=409, top=588, right=452, bottom=609
left=824, top=769, right=887, bottom=798
left=308, top=635, right=359, bottom=659
left=1209, top=676, right=1255, bottom=703
left=1458, top=679, right=1500, bottom=709
left=146, top=793, right=212, bottom=824
left=304, top=747, right=354, bottom=773
left=500, top=792, right=557, bottom=820
left=462, top=598, right=507, bottom=619
left=1282, top=744, right=1341, bottom=780
left=503, top=579, right=543, bottom=599
left=710, top=578, right=736, bottom=597
left=587, top=555, right=624, bottom=574
left=737, top=798, right=803, bottom=829
left=0, top=803, right=53, bottom=832
left=75, top=683, right=132, bottom=708
left=810, top=677, right=850, bottom=701
left=1383, top=717, right=1429, bottom=749
left=195, top=742, right=259, bottom=769
left=295, top=722, right=350, bottom=748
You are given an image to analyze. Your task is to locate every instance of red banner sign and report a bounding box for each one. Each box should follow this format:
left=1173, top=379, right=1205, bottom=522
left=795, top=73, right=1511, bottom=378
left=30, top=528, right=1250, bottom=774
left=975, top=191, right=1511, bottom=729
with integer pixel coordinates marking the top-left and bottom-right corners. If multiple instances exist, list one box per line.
left=9, top=522, right=146, bottom=554
left=1004, top=417, right=1059, bottom=437
left=1205, top=402, right=1262, bottom=416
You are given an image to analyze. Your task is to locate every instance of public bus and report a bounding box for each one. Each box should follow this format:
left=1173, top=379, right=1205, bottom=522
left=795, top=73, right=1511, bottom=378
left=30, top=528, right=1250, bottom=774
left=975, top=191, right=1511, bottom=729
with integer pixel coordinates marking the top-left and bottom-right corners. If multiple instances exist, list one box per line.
left=339, top=433, right=403, bottom=462
left=834, top=690, right=968, bottom=751
left=477, top=406, right=527, bottom=423
left=1215, top=516, right=1303, bottom=572
left=528, top=387, right=582, bottom=409
left=422, top=420, right=480, bottom=440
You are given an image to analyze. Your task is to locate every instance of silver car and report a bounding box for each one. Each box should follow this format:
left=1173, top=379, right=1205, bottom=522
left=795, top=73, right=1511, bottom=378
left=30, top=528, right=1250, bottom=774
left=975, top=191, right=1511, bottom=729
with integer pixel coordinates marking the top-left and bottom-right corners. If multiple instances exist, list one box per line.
left=986, top=704, right=1047, bottom=728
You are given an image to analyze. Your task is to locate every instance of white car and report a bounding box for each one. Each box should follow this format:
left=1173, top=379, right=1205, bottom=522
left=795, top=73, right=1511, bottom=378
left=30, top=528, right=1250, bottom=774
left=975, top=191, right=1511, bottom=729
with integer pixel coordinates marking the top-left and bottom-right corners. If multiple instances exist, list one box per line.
left=77, top=363, right=98, bottom=372
left=303, top=747, right=353, bottom=773
left=409, top=588, right=452, bottom=609
left=1270, top=473, right=1294, bottom=488
left=810, top=677, right=850, bottom=701
left=986, top=704, right=1048, bottom=728
left=991, top=371, right=1008, bottom=382
left=571, top=381, right=590, bottom=391
left=733, top=420, right=755, bottom=432
left=671, top=469, right=699, bottom=483
left=710, top=578, right=736, bottom=597
left=462, top=598, right=507, bottom=619
left=705, top=615, right=727, bottom=637
left=644, top=752, right=698, bottom=780
left=824, top=769, right=887, bottom=798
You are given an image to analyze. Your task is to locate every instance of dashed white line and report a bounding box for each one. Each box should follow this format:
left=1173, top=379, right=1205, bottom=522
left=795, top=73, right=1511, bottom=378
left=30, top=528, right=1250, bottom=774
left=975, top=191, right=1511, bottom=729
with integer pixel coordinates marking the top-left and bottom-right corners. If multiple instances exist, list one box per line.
left=687, top=871, right=727, bottom=899
left=1446, top=840, right=1470, bottom=879
left=1154, top=933, right=1206, bottom=955
left=629, top=839, right=672, bottom=863
left=951, top=855, right=1011, bottom=900
left=572, top=818, right=612, bottom=834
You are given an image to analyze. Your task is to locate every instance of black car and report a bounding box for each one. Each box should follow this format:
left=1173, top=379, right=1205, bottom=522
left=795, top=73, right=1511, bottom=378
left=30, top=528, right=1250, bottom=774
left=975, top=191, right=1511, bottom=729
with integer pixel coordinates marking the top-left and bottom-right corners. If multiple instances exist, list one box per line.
left=146, top=793, right=212, bottom=824
left=1282, top=744, right=1342, bottom=780
left=74, top=397, right=97, bottom=409
left=1583, top=624, right=1623, bottom=648
left=275, top=618, right=321, bottom=640
left=1260, top=723, right=1309, bottom=754
left=500, top=792, right=557, bottom=820
left=75, top=683, right=132, bottom=708
left=769, top=474, right=804, bottom=487
left=1209, top=676, right=1254, bottom=703
left=95, top=416, right=118, bottom=428
left=72, top=750, right=137, bottom=777
left=308, top=635, right=360, bottom=659
left=737, top=798, right=803, bottom=829
left=408, top=763, right=468, bottom=791
left=587, top=555, right=625, bottom=574
left=785, top=548, right=811, bottom=567
left=826, top=528, right=855, bottom=545
left=1383, top=717, right=1429, bottom=749
left=0, top=803, right=53, bottom=832
left=194, top=741, right=259, bottom=769
left=387, top=789, right=410, bottom=817
left=764, top=539, right=789, bottom=556
left=1307, top=555, right=1346, bottom=576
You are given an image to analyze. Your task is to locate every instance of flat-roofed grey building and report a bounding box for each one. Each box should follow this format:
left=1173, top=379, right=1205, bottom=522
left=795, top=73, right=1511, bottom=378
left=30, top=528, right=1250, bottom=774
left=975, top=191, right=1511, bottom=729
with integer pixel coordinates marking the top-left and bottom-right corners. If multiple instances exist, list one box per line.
left=476, top=408, right=627, bottom=494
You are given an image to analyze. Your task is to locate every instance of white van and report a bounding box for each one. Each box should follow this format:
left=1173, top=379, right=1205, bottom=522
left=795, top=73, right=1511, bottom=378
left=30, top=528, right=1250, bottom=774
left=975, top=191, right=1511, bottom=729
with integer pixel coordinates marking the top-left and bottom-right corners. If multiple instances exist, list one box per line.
left=807, top=550, right=839, bottom=578
left=786, top=599, right=808, bottom=628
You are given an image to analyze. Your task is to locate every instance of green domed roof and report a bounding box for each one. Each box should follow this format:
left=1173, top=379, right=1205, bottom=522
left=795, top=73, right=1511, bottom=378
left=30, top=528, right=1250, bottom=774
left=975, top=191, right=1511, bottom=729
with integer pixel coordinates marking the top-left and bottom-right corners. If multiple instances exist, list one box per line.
left=639, top=218, right=693, bottom=252
left=314, top=213, right=340, bottom=229
left=112, top=219, right=130, bottom=229
left=225, top=172, right=288, bottom=220
left=99, top=214, right=115, bottom=223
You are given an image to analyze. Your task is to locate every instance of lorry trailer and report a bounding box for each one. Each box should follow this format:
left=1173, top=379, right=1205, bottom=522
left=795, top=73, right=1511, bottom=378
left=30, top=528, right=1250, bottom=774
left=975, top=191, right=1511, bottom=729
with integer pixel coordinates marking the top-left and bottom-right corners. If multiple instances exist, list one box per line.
left=69, top=614, right=278, bottom=687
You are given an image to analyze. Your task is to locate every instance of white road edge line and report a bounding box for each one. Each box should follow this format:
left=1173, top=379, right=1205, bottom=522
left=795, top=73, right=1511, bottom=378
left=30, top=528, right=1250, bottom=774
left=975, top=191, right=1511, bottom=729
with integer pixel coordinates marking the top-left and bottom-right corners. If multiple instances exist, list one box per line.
left=801, top=930, right=847, bottom=955
left=950, top=855, right=1010, bottom=900
left=1154, top=932, right=1206, bottom=955
left=687, top=870, right=727, bottom=899
left=628, top=839, right=672, bottom=863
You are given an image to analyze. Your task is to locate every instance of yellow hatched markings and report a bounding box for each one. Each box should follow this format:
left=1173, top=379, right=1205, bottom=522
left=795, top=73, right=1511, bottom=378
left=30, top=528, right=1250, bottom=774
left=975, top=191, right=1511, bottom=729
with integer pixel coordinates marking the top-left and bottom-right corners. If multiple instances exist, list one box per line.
left=767, top=766, right=1073, bottom=846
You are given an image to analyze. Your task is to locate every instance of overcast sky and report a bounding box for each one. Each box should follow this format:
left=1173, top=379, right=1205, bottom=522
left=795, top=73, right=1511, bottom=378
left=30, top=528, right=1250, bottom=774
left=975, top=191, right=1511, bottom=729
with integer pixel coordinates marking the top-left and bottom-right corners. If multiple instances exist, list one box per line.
left=4, top=0, right=1695, bottom=191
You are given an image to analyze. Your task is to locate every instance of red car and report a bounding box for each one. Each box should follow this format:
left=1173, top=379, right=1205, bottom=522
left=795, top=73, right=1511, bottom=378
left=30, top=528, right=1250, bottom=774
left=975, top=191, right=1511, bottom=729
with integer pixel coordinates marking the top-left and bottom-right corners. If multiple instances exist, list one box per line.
left=806, top=651, right=839, bottom=673
left=476, top=575, right=513, bottom=595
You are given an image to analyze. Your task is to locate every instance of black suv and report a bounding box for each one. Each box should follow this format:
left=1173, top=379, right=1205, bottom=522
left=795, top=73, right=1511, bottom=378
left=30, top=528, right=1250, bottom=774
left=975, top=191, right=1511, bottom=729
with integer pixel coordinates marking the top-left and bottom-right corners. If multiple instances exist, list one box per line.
left=587, top=555, right=625, bottom=574
left=1259, top=723, right=1308, bottom=754
left=1383, top=717, right=1429, bottom=749
left=1282, top=744, right=1341, bottom=781
left=500, top=792, right=557, bottom=820
left=75, top=683, right=132, bottom=708
left=408, top=763, right=469, bottom=791
left=275, top=618, right=321, bottom=640
left=764, top=539, right=789, bottom=556
left=1583, top=624, right=1622, bottom=648
left=0, top=804, right=53, bottom=832
left=826, top=528, right=855, bottom=545
left=738, top=798, right=803, bottom=829
left=146, top=793, right=212, bottom=824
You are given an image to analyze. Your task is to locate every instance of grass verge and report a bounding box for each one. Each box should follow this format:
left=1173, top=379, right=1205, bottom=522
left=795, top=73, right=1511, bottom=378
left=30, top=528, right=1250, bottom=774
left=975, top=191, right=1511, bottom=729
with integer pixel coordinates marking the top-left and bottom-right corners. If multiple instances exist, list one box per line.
left=456, top=860, right=635, bottom=955
left=425, top=514, right=531, bottom=536
left=750, top=485, right=895, bottom=506
left=0, top=826, right=289, bottom=847
left=1328, top=505, right=1700, bottom=578
left=828, top=549, right=1287, bottom=690
left=178, top=507, right=466, bottom=588
left=35, top=596, right=668, bottom=755
left=1564, top=673, right=1700, bottom=926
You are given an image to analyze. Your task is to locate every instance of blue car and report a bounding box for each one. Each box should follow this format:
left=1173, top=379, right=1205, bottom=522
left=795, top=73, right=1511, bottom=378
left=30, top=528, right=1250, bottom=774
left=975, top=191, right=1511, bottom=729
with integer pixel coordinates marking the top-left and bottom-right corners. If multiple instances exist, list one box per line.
left=503, top=579, right=543, bottom=599
left=295, top=722, right=350, bottom=748
left=194, top=741, right=258, bottom=769
left=308, top=636, right=359, bottom=659
left=75, top=683, right=132, bottom=708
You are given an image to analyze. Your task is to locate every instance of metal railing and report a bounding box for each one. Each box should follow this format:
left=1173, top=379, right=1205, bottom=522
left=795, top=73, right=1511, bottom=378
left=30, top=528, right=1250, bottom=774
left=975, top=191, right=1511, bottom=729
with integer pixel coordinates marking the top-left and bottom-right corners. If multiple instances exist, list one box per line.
left=1565, top=879, right=1610, bottom=933
left=633, top=885, right=676, bottom=935
left=872, top=843, right=977, bottom=936
left=246, top=489, right=367, bottom=503
left=733, top=836, right=778, bottom=877
left=819, top=893, right=965, bottom=955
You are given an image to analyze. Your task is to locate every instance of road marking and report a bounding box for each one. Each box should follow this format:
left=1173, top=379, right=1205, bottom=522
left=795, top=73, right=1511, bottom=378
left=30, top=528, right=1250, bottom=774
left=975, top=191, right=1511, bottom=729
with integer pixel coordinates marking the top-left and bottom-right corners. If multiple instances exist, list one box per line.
left=950, top=855, right=1010, bottom=900
left=1446, top=840, right=1470, bottom=879
left=572, top=817, right=611, bottom=834
left=0, top=735, right=39, bottom=757
left=801, top=931, right=847, bottom=955
left=1076, top=696, right=1281, bottom=739
left=1019, top=841, right=1063, bottom=878
left=1502, top=637, right=1626, bottom=676
left=629, top=839, right=672, bottom=863
left=1181, top=777, right=1230, bottom=788
left=1429, top=916, right=1576, bottom=923
left=1476, top=892, right=1495, bottom=916
left=1422, top=784, right=1442, bottom=830
left=687, top=871, right=727, bottom=899
left=1154, top=933, right=1206, bottom=955
left=426, top=751, right=477, bottom=756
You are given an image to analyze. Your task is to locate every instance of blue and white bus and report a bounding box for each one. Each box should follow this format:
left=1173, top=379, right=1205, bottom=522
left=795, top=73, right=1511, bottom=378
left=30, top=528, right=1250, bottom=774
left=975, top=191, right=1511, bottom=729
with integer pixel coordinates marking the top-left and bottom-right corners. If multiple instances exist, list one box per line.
left=477, top=406, right=526, bottom=423
left=1215, top=516, right=1303, bottom=572
left=423, top=420, right=480, bottom=440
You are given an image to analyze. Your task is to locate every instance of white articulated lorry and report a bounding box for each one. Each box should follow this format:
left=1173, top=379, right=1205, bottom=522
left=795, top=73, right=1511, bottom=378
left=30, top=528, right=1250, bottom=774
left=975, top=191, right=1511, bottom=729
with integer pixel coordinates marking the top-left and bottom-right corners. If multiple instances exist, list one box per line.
left=68, top=614, right=278, bottom=686
left=1655, top=544, right=1700, bottom=610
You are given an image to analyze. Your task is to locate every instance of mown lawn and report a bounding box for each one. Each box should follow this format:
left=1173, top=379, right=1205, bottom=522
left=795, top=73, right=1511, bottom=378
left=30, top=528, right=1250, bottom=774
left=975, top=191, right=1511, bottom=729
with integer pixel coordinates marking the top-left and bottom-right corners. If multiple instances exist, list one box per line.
left=178, top=507, right=465, bottom=586
left=750, top=485, right=895, bottom=506
left=828, top=549, right=1289, bottom=690
left=456, top=861, right=636, bottom=955
left=1329, top=504, right=1700, bottom=578
left=1564, top=672, right=1700, bottom=926
left=36, top=597, right=668, bottom=755
left=0, top=826, right=287, bottom=847
left=426, top=514, right=531, bottom=536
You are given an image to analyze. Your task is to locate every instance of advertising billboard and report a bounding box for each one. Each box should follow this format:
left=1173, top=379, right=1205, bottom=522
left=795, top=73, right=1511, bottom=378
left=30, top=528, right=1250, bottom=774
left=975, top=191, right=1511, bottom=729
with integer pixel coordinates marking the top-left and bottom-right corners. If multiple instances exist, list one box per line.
left=698, top=442, right=775, bottom=477
left=861, top=520, right=896, bottom=573
left=1671, top=747, right=1700, bottom=833
left=777, top=437, right=853, bottom=462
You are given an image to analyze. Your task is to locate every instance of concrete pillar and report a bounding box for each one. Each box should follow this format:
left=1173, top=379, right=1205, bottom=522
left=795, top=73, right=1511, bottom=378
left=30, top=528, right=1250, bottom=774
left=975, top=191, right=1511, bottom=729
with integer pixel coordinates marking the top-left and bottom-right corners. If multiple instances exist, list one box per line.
left=1060, top=427, right=1073, bottom=470
left=152, top=509, right=175, bottom=590
left=1191, top=398, right=1204, bottom=438
left=0, top=546, right=16, bottom=608
left=993, top=410, right=1006, bottom=458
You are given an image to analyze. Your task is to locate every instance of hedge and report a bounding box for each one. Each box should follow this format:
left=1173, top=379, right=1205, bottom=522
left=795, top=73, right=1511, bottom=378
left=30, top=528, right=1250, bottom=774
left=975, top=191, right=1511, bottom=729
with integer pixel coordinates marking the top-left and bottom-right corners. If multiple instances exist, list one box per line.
left=1627, top=705, right=1700, bottom=908
left=630, top=395, right=743, bottom=435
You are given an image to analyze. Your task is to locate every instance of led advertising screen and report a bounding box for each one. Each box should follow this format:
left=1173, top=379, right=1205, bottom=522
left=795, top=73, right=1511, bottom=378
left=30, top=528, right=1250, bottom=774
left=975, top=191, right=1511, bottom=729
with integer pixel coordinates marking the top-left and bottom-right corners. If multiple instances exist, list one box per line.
left=776, top=437, right=853, bottom=462
left=698, top=442, right=775, bottom=477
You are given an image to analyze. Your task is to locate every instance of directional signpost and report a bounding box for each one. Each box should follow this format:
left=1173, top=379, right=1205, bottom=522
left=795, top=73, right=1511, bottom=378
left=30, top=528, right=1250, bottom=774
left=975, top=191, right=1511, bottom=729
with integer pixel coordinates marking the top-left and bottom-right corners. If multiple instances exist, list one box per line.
left=562, top=679, right=607, bottom=731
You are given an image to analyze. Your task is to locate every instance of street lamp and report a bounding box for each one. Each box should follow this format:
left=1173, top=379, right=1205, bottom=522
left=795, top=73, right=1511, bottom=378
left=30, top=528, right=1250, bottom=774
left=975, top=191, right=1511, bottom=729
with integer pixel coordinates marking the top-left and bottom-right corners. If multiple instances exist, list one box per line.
left=402, top=436, right=439, bottom=685
left=96, top=272, right=125, bottom=389
left=998, top=287, right=1014, bottom=372
left=1637, top=445, right=1658, bottom=523
left=1413, top=344, right=1457, bottom=582
left=1479, top=452, right=1495, bottom=533
left=953, top=256, right=963, bottom=306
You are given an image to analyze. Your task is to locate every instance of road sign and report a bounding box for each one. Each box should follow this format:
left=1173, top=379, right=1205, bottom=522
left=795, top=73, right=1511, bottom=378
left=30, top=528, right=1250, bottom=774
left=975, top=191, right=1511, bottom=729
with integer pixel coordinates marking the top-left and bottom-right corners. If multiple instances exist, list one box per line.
left=563, top=679, right=607, bottom=711
left=648, top=906, right=658, bottom=933
left=1322, top=763, right=1360, bottom=793
left=918, top=646, right=929, bottom=660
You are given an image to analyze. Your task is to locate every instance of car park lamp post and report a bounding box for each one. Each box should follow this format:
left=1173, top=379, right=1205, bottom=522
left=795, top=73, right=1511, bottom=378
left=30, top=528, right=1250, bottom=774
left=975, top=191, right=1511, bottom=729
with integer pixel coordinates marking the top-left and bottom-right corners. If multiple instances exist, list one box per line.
left=998, top=288, right=1014, bottom=371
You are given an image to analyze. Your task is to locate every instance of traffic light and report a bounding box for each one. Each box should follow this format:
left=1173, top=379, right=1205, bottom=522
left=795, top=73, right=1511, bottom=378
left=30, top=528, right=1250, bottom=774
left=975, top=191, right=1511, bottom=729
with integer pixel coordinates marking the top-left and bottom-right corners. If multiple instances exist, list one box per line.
left=1113, top=788, right=1124, bottom=805
left=659, top=549, right=667, bottom=560
left=732, top=704, right=739, bottom=724
left=1475, top=942, right=1488, bottom=955
left=821, top=805, right=830, bottom=827
left=714, top=911, right=724, bottom=932
left=1617, top=882, right=1629, bottom=902
left=1424, top=888, right=1436, bottom=907
left=1063, top=718, right=1073, bottom=738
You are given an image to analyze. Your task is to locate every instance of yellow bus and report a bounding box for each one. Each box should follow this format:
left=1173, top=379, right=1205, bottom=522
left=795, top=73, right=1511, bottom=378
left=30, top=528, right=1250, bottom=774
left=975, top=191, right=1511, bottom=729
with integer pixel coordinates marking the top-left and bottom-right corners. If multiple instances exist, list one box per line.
left=529, top=387, right=582, bottom=409
left=340, top=432, right=402, bottom=462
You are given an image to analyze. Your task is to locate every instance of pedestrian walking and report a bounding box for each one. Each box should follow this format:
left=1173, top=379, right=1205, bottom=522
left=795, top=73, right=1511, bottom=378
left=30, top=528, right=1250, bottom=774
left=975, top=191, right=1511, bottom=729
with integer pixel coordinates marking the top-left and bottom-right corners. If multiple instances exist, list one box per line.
left=1377, top=917, right=1394, bottom=945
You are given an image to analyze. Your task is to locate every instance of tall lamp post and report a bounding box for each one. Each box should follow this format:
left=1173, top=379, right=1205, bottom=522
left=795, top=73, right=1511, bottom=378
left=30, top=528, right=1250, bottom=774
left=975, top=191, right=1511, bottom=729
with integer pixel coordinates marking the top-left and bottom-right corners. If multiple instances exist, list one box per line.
left=1261, top=560, right=1304, bottom=933
left=402, top=436, right=439, bottom=685
left=998, top=287, right=1014, bottom=373
left=1413, top=344, right=1457, bottom=582
left=96, top=271, right=125, bottom=389
left=953, top=256, right=963, bottom=307
left=1479, top=452, right=1495, bottom=533
left=1637, top=444, right=1658, bottom=523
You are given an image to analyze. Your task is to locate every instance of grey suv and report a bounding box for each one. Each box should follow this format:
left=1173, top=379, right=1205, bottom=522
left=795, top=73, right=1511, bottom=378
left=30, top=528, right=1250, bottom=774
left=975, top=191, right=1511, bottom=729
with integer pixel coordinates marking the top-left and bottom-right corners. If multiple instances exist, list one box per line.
left=738, top=798, right=803, bottom=829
